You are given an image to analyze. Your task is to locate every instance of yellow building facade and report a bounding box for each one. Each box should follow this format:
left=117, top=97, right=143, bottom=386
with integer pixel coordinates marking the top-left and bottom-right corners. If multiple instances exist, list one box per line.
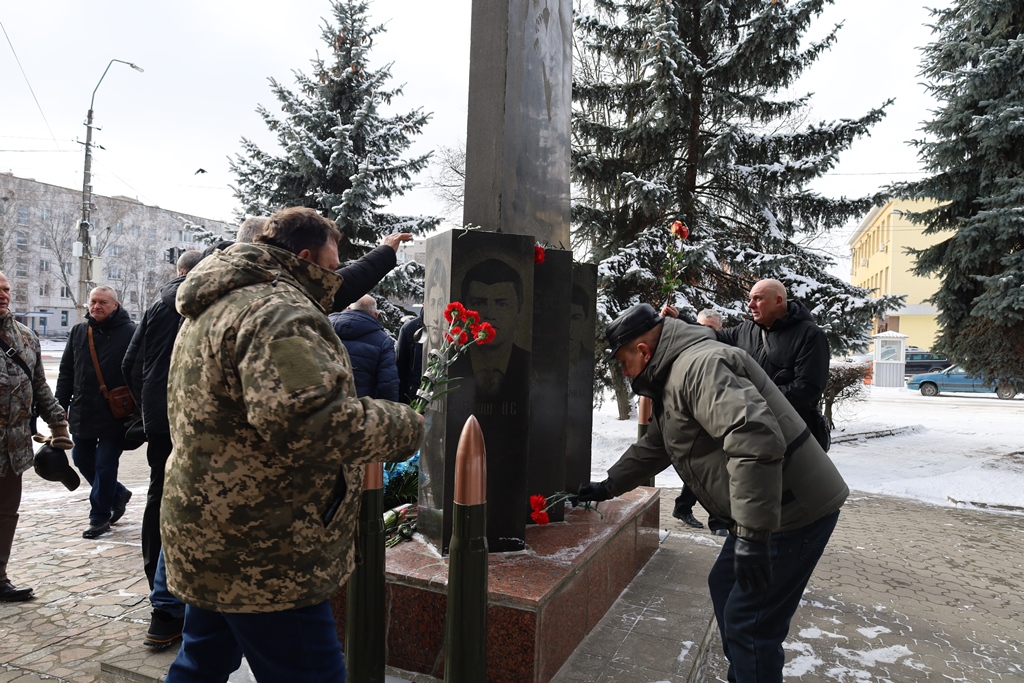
left=848, top=199, right=945, bottom=350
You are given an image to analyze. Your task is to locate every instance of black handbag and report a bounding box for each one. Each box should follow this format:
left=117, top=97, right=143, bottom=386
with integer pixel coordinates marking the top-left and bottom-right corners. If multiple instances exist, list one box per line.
left=121, top=415, right=147, bottom=451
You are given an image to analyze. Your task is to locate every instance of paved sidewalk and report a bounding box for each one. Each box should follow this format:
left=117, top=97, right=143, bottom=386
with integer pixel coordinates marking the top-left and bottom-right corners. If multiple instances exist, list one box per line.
left=698, top=493, right=1024, bottom=682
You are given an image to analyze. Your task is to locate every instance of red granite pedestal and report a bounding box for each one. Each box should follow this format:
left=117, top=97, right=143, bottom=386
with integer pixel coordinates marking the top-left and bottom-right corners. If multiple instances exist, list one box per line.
left=331, top=487, right=660, bottom=683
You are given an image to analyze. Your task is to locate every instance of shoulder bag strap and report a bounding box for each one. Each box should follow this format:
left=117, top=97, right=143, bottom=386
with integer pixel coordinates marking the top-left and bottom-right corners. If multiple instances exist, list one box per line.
left=1, top=334, right=42, bottom=427
left=87, top=326, right=110, bottom=399
left=0, top=336, right=34, bottom=379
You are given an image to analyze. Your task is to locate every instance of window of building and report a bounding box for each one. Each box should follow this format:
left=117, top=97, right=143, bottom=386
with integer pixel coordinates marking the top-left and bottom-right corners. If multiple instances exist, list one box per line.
left=39, top=260, right=50, bottom=272
left=60, top=286, right=72, bottom=299
left=107, top=244, right=123, bottom=257
left=17, top=207, right=29, bottom=225
left=112, top=222, right=124, bottom=235
left=15, top=231, right=29, bottom=248
left=15, top=257, right=28, bottom=277
left=107, top=267, right=122, bottom=280
left=62, top=262, right=75, bottom=275
left=38, top=282, right=50, bottom=297
left=61, top=310, right=69, bottom=326
left=129, top=291, right=139, bottom=304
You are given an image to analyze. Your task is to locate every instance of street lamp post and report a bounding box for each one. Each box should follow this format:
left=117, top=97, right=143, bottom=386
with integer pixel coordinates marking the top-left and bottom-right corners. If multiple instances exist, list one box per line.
left=78, top=58, right=143, bottom=322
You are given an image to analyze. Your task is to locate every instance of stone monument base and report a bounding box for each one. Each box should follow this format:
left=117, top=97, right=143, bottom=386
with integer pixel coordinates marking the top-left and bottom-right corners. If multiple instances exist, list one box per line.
left=331, top=487, right=660, bottom=683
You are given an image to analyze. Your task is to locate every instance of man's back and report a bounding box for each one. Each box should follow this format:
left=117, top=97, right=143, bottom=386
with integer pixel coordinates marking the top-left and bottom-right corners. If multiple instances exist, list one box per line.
left=329, top=308, right=399, bottom=401
left=123, top=276, right=185, bottom=435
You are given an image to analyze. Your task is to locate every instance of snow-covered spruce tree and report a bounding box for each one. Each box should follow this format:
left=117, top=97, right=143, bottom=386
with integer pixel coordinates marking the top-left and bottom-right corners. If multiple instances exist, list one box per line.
left=231, top=0, right=438, bottom=265
left=889, top=1, right=1024, bottom=392
left=573, top=0, right=902, bottom=416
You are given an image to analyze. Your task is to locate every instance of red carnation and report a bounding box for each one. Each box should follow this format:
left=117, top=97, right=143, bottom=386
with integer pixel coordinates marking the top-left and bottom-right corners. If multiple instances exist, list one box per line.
left=670, top=220, right=689, bottom=240
left=530, top=510, right=550, bottom=525
left=530, top=494, right=547, bottom=512
left=444, top=302, right=467, bottom=323
left=475, top=322, right=496, bottom=344
left=463, top=309, right=480, bottom=327
left=534, top=245, right=546, bottom=264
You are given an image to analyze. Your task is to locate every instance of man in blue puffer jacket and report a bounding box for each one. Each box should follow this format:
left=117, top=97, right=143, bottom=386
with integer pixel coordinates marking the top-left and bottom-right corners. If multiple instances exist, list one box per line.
left=330, top=295, right=400, bottom=401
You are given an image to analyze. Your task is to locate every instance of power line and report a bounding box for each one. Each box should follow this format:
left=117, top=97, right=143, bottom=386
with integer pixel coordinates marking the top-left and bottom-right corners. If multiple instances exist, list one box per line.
left=0, top=20, right=63, bottom=153
left=0, top=135, right=76, bottom=142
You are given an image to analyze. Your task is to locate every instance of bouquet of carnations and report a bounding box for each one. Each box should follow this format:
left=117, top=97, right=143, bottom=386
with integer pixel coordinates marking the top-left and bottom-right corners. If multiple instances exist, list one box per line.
left=409, top=302, right=496, bottom=414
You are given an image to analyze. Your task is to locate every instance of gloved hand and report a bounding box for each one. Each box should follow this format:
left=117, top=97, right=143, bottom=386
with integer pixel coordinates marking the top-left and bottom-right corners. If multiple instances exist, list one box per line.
left=734, top=537, right=773, bottom=592
left=49, top=422, right=74, bottom=450
left=575, top=481, right=611, bottom=505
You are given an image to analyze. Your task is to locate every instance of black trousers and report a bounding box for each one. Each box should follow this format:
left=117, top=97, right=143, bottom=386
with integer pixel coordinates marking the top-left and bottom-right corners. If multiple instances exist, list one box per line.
left=674, top=484, right=698, bottom=515
left=143, top=433, right=173, bottom=589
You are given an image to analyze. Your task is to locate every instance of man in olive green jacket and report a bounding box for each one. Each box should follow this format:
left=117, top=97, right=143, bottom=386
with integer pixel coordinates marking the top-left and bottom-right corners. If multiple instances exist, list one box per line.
left=579, top=303, right=847, bottom=683
left=163, top=208, right=424, bottom=683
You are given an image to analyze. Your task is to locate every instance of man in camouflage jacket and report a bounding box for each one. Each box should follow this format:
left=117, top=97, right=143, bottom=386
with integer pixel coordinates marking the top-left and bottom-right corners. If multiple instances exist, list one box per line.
left=162, top=208, right=424, bottom=683
left=0, top=271, right=73, bottom=601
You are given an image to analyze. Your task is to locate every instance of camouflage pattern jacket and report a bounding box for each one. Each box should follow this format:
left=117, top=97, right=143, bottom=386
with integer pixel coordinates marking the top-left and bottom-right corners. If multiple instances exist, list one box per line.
left=0, top=312, right=65, bottom=476
left=163, top=242, right=424, bottom=613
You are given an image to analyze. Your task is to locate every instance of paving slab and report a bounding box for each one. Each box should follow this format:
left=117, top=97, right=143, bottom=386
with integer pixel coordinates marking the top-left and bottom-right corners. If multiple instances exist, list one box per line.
left=697, top=494, right=1024, bottom=682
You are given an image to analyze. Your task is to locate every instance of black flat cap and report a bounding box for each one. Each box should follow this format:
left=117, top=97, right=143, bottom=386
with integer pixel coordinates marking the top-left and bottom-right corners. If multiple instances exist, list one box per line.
left=33, top=445, right=81, bottom=491
left=605, top=303, right=663, bottom=360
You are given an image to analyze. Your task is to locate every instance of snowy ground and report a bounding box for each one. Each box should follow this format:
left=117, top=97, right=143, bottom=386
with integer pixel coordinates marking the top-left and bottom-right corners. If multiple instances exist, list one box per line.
left=591, top=385, right=1024, bottom=512
left=41, top=338, right=1023, bottom=512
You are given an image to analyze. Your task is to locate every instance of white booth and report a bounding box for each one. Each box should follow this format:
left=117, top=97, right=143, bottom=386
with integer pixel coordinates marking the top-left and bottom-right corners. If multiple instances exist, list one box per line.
left=871, top=330, right=909, bottom=388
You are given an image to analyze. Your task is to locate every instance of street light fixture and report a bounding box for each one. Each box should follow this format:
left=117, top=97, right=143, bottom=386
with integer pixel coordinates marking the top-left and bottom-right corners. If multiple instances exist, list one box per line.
left=77, top=59, right=144, bottom=322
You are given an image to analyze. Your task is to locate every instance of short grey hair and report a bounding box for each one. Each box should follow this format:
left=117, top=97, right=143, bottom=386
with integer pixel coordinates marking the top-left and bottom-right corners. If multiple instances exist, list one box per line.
left=89, top=285, right=118, bottom=303
left=697, top=309, right=721, bottom=324
left=349, top=294, right=378, bottom=315
left=236, top=216, right=269, bottom=244
left=177, top=249, right=203, bottom=273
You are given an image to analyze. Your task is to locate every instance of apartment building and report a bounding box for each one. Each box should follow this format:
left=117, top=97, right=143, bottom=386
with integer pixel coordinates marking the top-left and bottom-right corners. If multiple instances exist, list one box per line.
left=0, top=173, right=235, bottom=336
left=848, top=198, right=945, bottom=350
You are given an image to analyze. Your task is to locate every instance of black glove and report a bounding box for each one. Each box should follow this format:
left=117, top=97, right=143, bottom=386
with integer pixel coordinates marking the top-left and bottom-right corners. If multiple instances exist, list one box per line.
left=575, top=481, right=611, bottom=505
left=733, top=537, right=773, bottom=592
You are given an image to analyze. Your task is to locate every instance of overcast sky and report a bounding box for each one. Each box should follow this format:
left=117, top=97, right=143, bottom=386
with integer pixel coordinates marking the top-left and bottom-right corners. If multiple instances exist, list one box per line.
left=2, top=0, right=940, bottom=269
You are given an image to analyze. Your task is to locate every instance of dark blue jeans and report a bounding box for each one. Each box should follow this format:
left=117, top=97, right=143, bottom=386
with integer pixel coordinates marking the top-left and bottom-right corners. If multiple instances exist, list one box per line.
left=71, top=434, right=129, bottom=525
left=708, top=510, right=840, bottom=683
left=165, top=600, right=347, bottom=683
left=150, top=550, right=185, bottom=619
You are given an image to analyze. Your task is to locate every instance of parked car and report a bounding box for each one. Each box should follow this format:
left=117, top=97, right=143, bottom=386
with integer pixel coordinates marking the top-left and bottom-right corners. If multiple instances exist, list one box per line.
left=904, top=349, right=953, bottom=375
left=907, top=365, right=1018, bottom=399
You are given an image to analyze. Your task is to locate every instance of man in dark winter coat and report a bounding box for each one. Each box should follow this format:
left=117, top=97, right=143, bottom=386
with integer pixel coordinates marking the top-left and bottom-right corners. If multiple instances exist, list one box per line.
left=122, top=249, right=203, bottom=649
left=123, top=250, right=203, bottom=585
left=56, top=286, right=137, bottom=539
left=330, top=295, right=400, bottom=401
left=395, top=308, right=424, bottom=404
left=579, top=303, right=848, bottom=683
left=716, top=279, right=831, bottom=451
